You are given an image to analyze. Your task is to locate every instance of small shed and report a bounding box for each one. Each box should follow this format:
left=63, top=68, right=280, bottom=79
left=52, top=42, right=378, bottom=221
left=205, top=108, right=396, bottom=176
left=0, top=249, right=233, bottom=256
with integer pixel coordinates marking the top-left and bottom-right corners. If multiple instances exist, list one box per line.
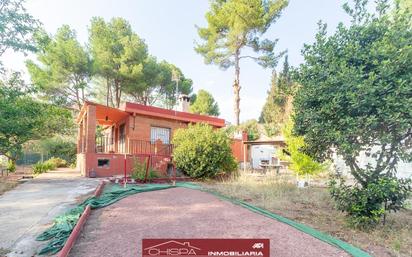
left=242, top=136, right=287, bottom=172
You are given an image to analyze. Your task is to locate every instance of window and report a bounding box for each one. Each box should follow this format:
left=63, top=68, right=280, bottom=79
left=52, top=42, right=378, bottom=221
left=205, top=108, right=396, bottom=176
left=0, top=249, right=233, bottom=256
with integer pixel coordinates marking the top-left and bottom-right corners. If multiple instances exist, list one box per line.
left=150, top=126, right=171, bottom=144
left=97, top=159, right=110, bottom=168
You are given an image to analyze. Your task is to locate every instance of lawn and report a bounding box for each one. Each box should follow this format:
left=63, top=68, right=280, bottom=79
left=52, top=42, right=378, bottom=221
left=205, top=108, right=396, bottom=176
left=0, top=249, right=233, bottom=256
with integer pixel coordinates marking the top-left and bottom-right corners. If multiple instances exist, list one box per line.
left=202, top=172, right=412, bottom=257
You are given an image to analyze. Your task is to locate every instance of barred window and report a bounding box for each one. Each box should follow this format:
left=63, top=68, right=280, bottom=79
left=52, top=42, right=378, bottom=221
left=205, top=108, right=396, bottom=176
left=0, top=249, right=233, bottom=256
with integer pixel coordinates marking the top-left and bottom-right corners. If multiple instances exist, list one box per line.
left=150, top=126, right=171, bottom=144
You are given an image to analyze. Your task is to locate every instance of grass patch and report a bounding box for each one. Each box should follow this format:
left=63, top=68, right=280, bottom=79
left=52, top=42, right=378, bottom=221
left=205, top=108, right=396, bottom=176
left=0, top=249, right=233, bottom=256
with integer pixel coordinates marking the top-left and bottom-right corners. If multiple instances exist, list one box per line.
left=202, top=173, right=412, bottom=257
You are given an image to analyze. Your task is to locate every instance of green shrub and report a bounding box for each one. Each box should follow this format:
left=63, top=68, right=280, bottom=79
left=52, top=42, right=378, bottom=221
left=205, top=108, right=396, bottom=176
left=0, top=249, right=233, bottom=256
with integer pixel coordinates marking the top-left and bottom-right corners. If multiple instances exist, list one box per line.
left=45, top=157, right=67, bottom=168
left=6, top=160, right=16, bottom=173
left=32, top=162, right=47, bottom=174
left=280, top=120, right=328, bottom=177
left=329, top=175, right=412, bottom=229
left=172, top=123, right=238, bottom=179
left=32, top=161, right=58, bottom=174
left=130, top=159, right=159, bottom=181
left=42, top=161, right=56, bottom=171
left=239, top=119, right=259, bottom=141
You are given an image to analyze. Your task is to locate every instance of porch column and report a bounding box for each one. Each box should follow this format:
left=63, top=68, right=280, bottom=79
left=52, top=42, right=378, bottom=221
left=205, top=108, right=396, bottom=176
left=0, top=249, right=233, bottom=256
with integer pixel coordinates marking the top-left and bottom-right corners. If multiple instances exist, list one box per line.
left=85, top=105, right=97, bottom=153
left=243, top=143, right=247, bottom=173
left=77, top=121, right=83, bottom=153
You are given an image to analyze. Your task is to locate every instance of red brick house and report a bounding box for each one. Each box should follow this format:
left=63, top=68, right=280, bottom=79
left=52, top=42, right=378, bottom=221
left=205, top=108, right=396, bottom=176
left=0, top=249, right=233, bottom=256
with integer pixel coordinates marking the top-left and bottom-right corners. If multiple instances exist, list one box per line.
left=76, top=97, right=225, bottom=177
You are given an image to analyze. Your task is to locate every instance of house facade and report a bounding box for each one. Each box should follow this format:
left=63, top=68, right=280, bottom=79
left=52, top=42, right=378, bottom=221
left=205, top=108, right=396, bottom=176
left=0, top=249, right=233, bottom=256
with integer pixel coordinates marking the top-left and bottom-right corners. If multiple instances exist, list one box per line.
left=76, top=97, right=225, bottom=177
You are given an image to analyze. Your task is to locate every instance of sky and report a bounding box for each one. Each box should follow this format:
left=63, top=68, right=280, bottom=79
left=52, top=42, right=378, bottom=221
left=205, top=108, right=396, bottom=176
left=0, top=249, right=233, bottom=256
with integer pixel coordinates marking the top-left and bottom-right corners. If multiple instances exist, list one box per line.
left=2, top=0, right=356, bottom=124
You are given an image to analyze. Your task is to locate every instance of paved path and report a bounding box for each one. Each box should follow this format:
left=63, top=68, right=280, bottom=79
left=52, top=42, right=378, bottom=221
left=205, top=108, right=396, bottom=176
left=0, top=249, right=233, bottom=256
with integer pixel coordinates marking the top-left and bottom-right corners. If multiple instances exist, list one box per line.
left=70, top=187, right=348, bottom=257
left=0, top=169, right=99, bottom=257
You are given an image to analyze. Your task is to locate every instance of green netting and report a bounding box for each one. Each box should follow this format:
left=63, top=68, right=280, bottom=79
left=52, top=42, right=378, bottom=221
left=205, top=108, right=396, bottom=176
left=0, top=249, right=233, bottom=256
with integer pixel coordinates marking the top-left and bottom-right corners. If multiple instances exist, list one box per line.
left=36, top=182, right=370, bottom=257
left=36, top=183, right=174, bottom=255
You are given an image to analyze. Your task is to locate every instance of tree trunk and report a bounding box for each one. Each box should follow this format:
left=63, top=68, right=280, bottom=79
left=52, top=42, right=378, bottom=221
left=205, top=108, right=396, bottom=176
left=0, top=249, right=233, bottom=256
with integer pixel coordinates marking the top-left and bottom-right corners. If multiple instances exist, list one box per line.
left=81, top=87, right=85, bottom=103
left=114, top=80, right=121, bottom=108
left=75, top=88, right=81, bottom=110
left=233, top=51, right=241, bottom=125
left=106, top=77, right=110, bottom=107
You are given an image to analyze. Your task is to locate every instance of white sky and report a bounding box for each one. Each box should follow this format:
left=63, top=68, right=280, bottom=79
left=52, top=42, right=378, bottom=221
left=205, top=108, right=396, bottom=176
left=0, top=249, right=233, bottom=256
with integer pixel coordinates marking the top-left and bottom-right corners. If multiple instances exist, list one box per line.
left=2, top=0, right=359, bottom=124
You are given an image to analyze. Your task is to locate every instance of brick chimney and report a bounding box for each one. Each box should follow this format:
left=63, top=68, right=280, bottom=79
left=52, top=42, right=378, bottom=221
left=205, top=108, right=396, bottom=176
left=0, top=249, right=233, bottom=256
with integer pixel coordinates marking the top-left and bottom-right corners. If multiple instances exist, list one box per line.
left=178, top=94, right=190, bottom=112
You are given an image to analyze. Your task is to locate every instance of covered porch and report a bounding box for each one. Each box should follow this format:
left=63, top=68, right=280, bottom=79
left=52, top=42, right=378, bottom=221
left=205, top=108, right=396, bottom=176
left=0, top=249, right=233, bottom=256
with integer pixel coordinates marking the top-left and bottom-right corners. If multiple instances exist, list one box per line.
left=76, top=102, right=173, bottom=177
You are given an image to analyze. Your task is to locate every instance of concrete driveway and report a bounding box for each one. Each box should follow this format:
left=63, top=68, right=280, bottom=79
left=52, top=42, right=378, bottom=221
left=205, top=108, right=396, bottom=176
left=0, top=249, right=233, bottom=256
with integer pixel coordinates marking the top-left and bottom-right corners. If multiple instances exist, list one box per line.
left=0, top=169, right=99, bottom=257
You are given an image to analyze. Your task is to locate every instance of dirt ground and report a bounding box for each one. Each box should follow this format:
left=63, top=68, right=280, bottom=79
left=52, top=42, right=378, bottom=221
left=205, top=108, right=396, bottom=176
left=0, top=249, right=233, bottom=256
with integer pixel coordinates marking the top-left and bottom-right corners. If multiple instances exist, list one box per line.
left=204, top=173, right=412, bottom=257
left=0, top=166, right=33, bottom=196
left=69, top=187, right=349, bottom=257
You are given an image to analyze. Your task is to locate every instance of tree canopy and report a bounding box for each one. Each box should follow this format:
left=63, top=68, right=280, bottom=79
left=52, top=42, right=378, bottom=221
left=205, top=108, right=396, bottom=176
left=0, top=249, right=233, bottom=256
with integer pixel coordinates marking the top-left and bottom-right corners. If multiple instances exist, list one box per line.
left=0, top=0, right=40, bottom=59
left=124, top=58, right=193, bottom=108
left=293, top=0, right=412, bottom=184
left=26, top=25, right=92, bottom=109
left=89, top=17, right=148, bottom=108
left=195, top=0, right=288, bottom=125
left=189, top=89, right=220, bottom=116
left=0, top=72, right=73, bottom=161
left=259, top=55, right=294, bottom=136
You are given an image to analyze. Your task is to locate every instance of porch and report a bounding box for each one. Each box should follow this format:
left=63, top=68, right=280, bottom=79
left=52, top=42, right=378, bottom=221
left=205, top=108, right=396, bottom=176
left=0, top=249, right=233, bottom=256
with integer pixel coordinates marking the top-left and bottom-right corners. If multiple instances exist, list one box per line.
left=76, top=102, right=174, bottom=177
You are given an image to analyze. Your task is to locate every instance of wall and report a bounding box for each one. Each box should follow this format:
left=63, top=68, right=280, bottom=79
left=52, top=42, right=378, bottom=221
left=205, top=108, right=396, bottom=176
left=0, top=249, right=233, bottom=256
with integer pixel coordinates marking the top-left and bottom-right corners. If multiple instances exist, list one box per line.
left=80, top=153, right=171, bottom=178
left=127, top=113, right=188, bottom=142
left=231, top=139, right=246, bottom=162
left=332, top=148, right=412, bottom=179
left=231, top=132, right=249, bottom=162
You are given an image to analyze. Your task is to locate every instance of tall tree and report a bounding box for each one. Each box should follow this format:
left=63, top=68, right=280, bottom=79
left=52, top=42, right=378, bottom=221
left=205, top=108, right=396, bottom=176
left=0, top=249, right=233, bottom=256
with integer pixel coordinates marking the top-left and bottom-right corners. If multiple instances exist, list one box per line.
left=293, top=0, right=412, bottom=224
left=89, top=17, right=148, bottom=108
left=156, top=61, right=193, bottom=109
left=0, top=72, right=73, bottom=162
left=123, top=57, right=193, bottom=107
left=259, top=55, right=294, bottom=136
left=0, top=0, right=40, bottom=61
left=190, top=89, right=220, bottom=116
left=124, top=56, right=161, bottom=105
left=26, top=25, right=92, bottom=109
left=195, top=0, right=288, bottom=125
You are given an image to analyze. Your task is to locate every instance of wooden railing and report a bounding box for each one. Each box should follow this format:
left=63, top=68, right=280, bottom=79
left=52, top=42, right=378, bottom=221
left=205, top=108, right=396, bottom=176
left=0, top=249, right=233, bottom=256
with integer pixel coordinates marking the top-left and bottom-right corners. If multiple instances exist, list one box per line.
left=95, top=135, right=114, bottom=153
left=95, top=136, right=173, bottom=156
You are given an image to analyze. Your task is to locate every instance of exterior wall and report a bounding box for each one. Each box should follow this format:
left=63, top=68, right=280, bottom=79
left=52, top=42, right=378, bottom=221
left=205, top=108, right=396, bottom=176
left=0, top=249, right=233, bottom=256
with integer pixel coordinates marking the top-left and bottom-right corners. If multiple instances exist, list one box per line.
left=231, top=139, right=245, bottom=162
left=77, top=104, right=225, bottom=178
left=80, top=153, right=170, bottom=178
left=127, top=113, right=188, bottom=143
left=78, top=113, right=187, bottom=178
left=332, top=150, right=412, bottom=179
left=231, top=132, right=249, bottom=162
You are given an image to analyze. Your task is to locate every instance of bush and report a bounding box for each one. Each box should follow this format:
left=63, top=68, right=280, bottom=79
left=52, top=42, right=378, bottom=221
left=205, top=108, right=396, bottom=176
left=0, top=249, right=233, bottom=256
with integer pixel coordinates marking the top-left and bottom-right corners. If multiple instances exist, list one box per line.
left=45, top=157, right=67, bottom=168
left=239, top=119, right=259, bottom=141
left=6, top=160, right=16, bottom=173
left=281, top=120, right=327, bottom=178
left=130, top=159, right=159, bottom=181
left=329, top=175, right=412, bottom=229
left=32, top=161, right=57, bottom=174
left=32, top=162, right=47, bottom=174
left=172, top=124, right=237, bottom=179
